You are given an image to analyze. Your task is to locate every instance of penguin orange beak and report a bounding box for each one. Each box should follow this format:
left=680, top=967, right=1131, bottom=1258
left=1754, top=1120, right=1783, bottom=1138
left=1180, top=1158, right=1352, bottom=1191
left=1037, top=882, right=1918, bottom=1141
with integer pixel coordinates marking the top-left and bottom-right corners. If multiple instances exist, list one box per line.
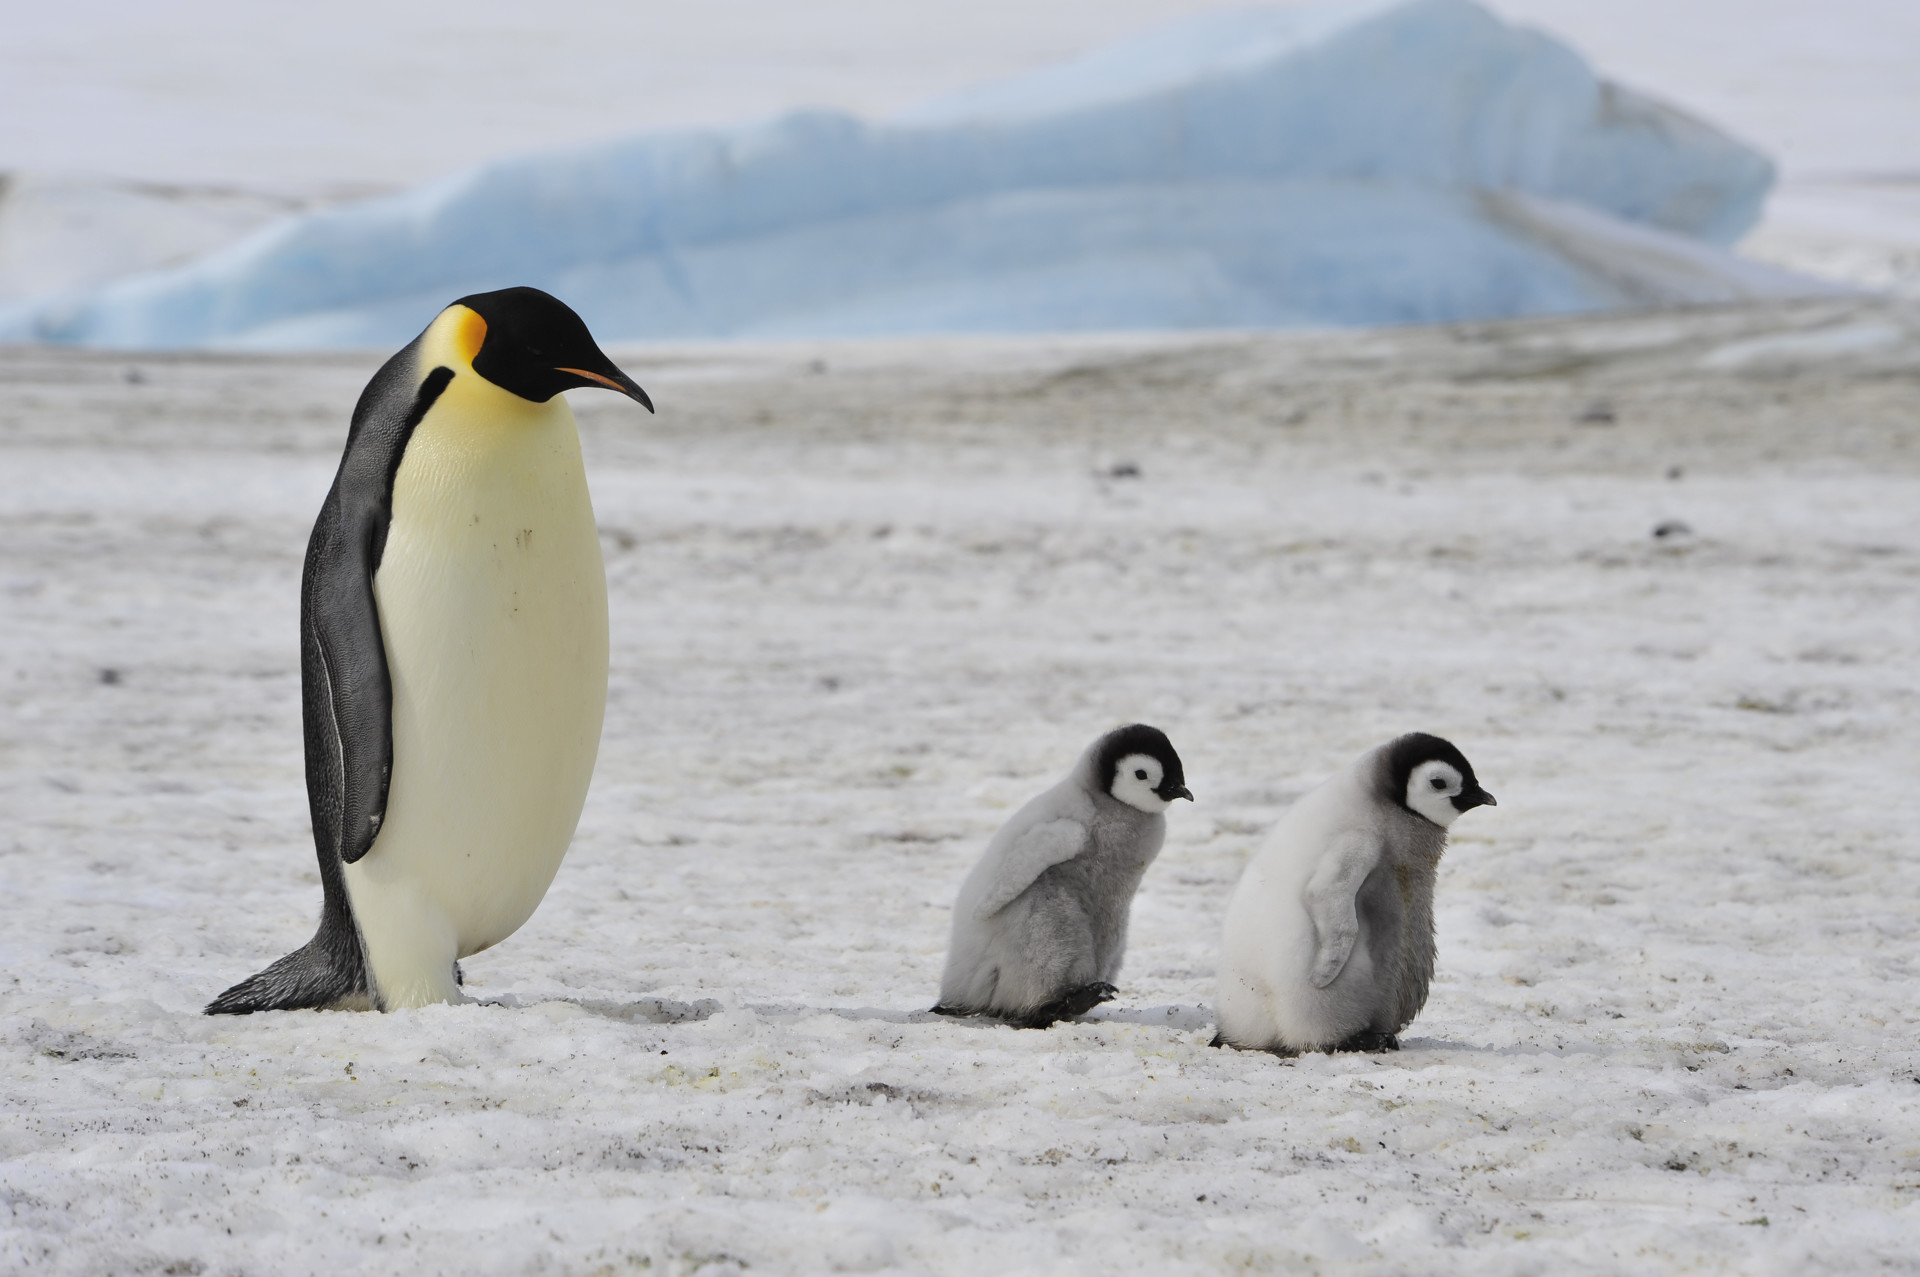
left=556, top=365, right=656, bottom=413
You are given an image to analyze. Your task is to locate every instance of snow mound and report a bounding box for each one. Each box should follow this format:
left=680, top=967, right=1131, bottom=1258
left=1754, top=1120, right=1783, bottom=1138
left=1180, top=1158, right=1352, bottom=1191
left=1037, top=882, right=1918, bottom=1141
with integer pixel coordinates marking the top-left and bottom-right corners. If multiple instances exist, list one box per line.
left=0, top=0, right=1823, bottom=350
left=0, top=173, right=391, bottom=306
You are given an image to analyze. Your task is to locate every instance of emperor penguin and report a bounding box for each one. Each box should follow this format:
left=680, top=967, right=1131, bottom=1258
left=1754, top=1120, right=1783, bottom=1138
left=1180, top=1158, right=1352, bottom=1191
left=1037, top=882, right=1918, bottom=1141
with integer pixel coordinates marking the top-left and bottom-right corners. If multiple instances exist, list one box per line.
left=207, top=287, right=653, bottom=1014
left=1214, top=733, right=1495, bottom=1054
left=933, top=724, right=1193, bottom=1028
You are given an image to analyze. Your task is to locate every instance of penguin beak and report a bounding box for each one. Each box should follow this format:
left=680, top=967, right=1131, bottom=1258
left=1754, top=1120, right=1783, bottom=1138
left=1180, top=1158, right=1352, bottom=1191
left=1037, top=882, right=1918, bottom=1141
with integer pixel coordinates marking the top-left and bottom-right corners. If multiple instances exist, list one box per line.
left=555, top=364, right=656, bottom=413
left=1161, top=785, right=1195, bottom=803
left=1453, top=786, right=1496, bottom=811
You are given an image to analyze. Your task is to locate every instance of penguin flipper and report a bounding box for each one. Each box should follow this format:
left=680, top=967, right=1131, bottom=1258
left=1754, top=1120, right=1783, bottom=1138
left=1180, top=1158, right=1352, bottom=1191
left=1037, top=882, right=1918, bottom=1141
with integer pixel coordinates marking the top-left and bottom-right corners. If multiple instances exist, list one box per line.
left=1303, top=830, right=1382, bottom=989
left=973, top=818, right=1090, bottom=920
left=303, top=363, right=455, bottom=867
left=304, top=534, right=394, bottom=869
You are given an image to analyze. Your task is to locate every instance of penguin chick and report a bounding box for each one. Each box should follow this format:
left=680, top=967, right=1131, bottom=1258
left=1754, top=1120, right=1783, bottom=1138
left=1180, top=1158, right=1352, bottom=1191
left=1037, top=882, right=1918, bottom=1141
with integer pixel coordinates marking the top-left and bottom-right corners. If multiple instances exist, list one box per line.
left=934, top=724, right=1192, bottom=1028
left=207, top=287, right=653, bottom=1014
left=1214, top=733, right=1495, bottom=1055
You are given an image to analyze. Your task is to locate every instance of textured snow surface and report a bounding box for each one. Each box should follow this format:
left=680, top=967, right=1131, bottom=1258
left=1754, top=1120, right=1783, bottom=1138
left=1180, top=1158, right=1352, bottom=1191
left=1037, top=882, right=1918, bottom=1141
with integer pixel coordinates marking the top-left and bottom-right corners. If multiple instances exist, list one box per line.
left=5, top=299, right=1920, bottom=1273
left=0, top=0, right=1801, bottom=351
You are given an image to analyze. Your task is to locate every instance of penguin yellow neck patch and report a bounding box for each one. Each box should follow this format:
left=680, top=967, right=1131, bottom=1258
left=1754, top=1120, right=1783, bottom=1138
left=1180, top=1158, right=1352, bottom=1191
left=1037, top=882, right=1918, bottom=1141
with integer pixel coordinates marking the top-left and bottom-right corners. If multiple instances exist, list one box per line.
left=446, top=306, right=488, bottom=368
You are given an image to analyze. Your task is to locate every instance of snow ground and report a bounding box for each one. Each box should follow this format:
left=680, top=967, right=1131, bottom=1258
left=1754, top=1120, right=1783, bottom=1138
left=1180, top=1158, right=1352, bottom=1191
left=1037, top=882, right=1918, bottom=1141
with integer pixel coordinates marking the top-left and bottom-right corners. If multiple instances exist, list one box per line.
left=4, top=299, right=1920, bottom=1273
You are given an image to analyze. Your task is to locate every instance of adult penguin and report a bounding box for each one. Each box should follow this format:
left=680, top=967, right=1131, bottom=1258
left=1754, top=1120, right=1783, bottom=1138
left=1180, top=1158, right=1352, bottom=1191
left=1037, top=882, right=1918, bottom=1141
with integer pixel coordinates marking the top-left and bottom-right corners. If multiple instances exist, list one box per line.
left=207, top=287, right=652, bottom=1014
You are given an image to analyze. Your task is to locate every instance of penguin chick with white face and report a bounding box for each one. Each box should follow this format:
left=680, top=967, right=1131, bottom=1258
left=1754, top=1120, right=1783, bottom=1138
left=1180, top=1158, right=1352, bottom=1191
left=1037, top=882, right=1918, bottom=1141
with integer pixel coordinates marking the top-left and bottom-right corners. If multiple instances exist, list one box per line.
left=207, top=287, right=653, bottom=1014
left=1214, top=733, right=1495, bottom=1054
left=934, top=724, right=1192, bottom=1029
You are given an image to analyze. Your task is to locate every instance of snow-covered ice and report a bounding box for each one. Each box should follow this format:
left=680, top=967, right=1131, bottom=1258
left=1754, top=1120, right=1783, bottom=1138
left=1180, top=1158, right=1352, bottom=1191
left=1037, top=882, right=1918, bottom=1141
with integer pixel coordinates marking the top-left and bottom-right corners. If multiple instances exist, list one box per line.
left=1, top=0, right=1827, bottom=351
left=7, top=0, right=1916, bottom=307
left=0, top=176, right=384, bottom=307
left=4, top=297, right=1919, bottom=1272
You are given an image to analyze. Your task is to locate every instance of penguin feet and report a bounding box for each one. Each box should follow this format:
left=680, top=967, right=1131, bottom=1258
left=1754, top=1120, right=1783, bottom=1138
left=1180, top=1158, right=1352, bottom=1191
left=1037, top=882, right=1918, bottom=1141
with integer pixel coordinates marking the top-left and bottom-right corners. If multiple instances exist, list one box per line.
left=1209, top=1032, right=1300, bottom=1058
left=1015, top=982, right=1118, bottom=1029
left=1330, top=1030, right=1400, bottom=1054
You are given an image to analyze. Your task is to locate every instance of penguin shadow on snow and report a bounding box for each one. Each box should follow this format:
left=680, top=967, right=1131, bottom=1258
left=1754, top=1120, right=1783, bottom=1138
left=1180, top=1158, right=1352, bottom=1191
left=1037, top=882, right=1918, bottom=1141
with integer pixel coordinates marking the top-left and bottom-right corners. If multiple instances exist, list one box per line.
left=567, top=996, right=724, bottom=1025
left=553, top=1000, right=999, bottom=1029
left=560, top=1000, right=1116, bottom=1031
left=1208, top=1033, right=1490, bottom=1062
left=1082, top=1003, right=1216, bottom=1034
left=745, top=1003, right=1212, bottom=1033
left=753, top=1004, right=960, bottom=1026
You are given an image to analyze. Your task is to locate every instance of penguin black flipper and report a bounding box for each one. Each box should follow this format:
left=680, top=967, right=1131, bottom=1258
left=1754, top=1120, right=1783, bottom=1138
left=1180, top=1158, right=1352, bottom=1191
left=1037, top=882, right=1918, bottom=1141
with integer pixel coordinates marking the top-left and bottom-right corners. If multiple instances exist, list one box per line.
left=307, top=355, right=457, bottom=872
left=206, top=345, right=452, bottom=1015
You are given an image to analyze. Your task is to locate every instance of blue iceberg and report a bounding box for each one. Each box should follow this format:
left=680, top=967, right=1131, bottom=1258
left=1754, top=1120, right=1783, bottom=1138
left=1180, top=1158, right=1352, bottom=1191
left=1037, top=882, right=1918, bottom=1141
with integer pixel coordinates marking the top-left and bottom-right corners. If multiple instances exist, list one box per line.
left=2, top=0, right=1820, bottom=350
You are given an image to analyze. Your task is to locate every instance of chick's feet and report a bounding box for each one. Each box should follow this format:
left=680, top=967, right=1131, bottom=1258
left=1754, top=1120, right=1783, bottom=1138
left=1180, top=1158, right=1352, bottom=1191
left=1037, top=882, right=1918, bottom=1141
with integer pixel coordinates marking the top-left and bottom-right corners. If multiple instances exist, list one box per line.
left=1330, top=1030, right=1400, bottom=1054
left=1016, top=982, right=1118, bottom=1029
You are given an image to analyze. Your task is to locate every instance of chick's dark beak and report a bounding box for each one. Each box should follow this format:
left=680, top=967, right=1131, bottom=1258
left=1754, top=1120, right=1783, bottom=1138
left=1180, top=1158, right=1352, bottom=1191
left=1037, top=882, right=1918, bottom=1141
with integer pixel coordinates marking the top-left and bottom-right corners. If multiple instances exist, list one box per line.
left=1453, top=786, right=1496, bottom=811
left=556, top=364, right=655, bottom=413
left=1161, top=784, right=1195, bottom=803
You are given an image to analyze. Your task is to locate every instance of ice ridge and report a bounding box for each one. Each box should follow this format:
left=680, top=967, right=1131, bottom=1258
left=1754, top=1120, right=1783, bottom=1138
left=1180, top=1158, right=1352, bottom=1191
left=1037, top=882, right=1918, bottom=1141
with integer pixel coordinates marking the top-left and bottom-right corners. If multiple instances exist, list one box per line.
left=0, top=0, right=1817, bottom=350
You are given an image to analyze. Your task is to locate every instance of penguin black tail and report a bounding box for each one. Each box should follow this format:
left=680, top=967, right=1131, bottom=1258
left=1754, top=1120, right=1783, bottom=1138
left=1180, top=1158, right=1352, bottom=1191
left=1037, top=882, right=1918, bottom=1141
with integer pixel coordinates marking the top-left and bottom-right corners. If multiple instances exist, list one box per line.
left=205, top=927, right=368, bottom=1015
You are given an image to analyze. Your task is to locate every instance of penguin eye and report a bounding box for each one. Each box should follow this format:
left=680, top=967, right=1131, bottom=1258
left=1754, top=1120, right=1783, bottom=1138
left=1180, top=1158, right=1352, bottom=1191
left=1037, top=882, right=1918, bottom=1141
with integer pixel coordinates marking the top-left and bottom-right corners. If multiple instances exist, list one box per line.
left=1134, top=768, right=1148, bottom=781
left=1430, top=777, right=1448, bottom=790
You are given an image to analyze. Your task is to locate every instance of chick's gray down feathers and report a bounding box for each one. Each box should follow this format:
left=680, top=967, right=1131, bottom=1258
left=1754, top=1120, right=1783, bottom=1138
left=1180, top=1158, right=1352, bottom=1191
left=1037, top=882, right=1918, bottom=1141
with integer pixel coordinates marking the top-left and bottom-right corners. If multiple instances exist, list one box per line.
left=935, top=727, right=1179, bottom=1027
left=1214, top=733, right=1491, bottom=1054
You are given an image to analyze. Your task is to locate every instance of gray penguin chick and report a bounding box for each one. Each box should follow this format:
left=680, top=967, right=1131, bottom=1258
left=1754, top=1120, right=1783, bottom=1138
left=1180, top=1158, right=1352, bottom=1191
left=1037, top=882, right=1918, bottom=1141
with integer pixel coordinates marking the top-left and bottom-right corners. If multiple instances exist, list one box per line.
left=1214, top=732, right=1495, bottom=1055
left=934, top=724, right=1192, bottom=1028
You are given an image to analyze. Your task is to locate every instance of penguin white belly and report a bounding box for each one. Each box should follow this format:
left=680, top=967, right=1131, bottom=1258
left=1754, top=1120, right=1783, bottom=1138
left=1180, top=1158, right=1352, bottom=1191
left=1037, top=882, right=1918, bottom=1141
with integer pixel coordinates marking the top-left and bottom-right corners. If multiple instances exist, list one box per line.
left=1219, top=781, right=1379, bottom=1049
left=344, top=377, right=609, bottom=1009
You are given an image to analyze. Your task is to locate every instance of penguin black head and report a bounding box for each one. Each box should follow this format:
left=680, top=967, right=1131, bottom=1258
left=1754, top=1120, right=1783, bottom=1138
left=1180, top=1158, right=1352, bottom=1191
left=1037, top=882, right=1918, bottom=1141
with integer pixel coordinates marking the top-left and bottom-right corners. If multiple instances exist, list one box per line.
left=1096, top=723, right=1193, bottom=813
left=1382, top=732, right=1496, bottom=828
left=452, top=287, right=654, bottom=411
